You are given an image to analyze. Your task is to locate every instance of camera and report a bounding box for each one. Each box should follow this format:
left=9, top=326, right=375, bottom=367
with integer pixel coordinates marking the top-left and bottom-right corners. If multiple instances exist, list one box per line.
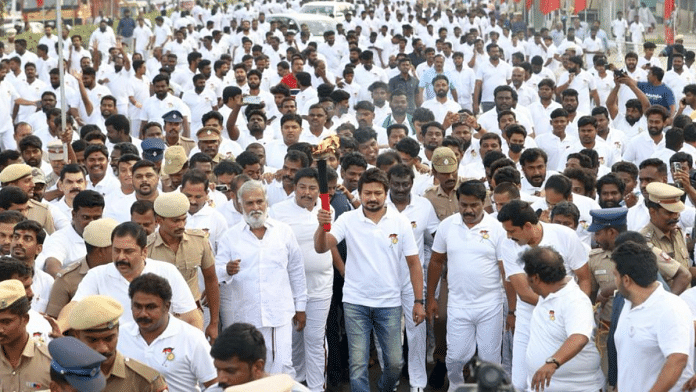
left=613, top=69, right=627, bottom=78
left=453, top=357, right=517, bottom=392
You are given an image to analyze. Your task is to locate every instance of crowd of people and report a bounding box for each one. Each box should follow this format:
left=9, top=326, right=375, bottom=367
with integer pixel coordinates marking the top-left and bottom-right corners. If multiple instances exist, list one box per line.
left=3, top=0, right=696, bottom=391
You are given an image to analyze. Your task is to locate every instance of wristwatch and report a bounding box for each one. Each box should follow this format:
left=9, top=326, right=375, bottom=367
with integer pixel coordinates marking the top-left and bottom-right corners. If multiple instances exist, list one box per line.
left=414, top=299, right=425, bottom=305
left=508, top=309, right=516, bottom=316
left=545, top=357, right=561, bottom=368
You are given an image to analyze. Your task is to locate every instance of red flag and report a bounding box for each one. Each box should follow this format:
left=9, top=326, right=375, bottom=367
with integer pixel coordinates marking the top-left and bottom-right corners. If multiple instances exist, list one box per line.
left=574, top=0, right=586, bottom=14
left=526, top=0, right=533, bottom=10
left=664, top=0, right=675, bottom=44
left=37, top=0, right=43, bottom=7
left=541, top=0, right=560, bottom=15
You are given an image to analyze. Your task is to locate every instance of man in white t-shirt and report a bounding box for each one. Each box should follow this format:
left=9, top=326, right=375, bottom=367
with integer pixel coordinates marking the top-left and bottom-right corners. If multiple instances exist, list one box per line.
left=315, top=168, right=425, bottom=392
left=613, top=240, right=694, bottom=392
left=427, top=180, right=508, bottom=391
left=523, top=246, right=605, bottom=391
left=497, top=200, right=591, bottom=391
left=118, top=273, right=217, bottom=392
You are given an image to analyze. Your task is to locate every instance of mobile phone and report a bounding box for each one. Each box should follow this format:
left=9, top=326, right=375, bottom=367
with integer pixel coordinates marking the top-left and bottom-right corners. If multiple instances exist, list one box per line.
left=215, top=184, right=229, bottom=192
left=242, top=95, right=261, bottom=105
left=459, top=112, right=469, bottom=123
left=673, top=162, right=682, bottom=173
left=290, top=89, right=301, bottom=96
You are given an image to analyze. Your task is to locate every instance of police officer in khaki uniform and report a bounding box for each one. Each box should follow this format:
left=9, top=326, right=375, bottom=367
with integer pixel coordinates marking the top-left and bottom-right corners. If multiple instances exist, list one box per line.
left=197, top=126, right=234, bottom=164
left=163, top=110, right=196, bottom=155
left=161, top=146, right=189, bottom=192
left=0, top=279, right=52, bottom=391
left=148, top=192, right=220, bottom=341
left=424, top=147, right=462, bottom=221
left=69, top=295, right=168, bottom=392
left=0, top=163, right=56, bottom=234
left=640, top=182, right=694, bottom=292
left=45, top=218, right=118, bottom=318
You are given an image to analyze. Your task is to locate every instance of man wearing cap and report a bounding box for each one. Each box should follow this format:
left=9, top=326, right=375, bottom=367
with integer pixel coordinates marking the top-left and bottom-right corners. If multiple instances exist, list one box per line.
left=196, top=126, right=235, bottom=164
left=141, top=138, right=166, bottom=172
left=161, top=110, right=195, bottom=155
left=0, top=279, right=52, bottom=390
left=44, top=140, right=65, bottom=191
left=139, top=75, right=191, bottom=137
left=161, top=145, right=189, bottom=192
left=105, top=114, right=143, bottom=154
left=0, top=163, right=56, bottom=234
left=148, top=191, right=220, bottom=341
left=68, top=295, right=168, bottom=391
left=40, top=190, right=104, bottom=277
left=64, top=222, right=201, bottom=329
left=45, top=218, right=118, bottom=319
left=47, top=336, right=107, bottom=392
left=424, top=147, right=462, bottom=221
left=0, top=257, right=53, bottom=344
left=641, top=182, right=694, bottom=276
left=119, top=273, right=218, bottom=392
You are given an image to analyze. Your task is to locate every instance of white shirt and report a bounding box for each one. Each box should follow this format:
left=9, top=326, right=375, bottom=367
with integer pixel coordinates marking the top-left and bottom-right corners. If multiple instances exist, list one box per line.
left=557, top=70, right=597, bottom=114
left=529, top=100, right=563, bottom=137
left=73, top=259, right=198, bottom=325
left=27, top=309, right=52, bottom=344
left=87, top=171, right=121, bottom=198
left=500, top=222, right=589, bottom=321
left=140, top=93, right=191, bottom=128
left=270, top=199, right=334, bottom=299
left=330, top=206, right=420, bottom=308
left=535, top=132, right=578, bottom=172
left=181, top=89, right=217, bottom=132
left=616, top=285, right=694, bottom=392
left=118, top=317, right=217, bottom=392
left=186, top=203, right=228, bottom=252
left=475, top=59, right=512, bottom=103
left=432, top=213, right=506, bottom=308
left=420, top=98, right=462, bottom=124
left=36, top=224, right=85, bottom=272
left=31, top=269, right=54, bottom=314
left=526, top=279, right=605, bottom=391
left=612, top=113, right=648, bottom=140
left=103, top=190, right=137, bottom=223
left=215, top=217, right=308, bottom=327
left=623, top=132, right=666, bottom=166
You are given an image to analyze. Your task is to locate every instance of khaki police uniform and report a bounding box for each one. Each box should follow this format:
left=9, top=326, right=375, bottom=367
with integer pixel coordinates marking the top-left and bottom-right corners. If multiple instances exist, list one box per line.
left=0, top=280, right=52, bottom=391
left=423, top=184, right=460, bottom=221
left=27, top=199, right=55, bottom=234
left=641, top=222, right=690, bottom=270
left=147, top=230, right=214, bottom=301
left=103, top=351, right=168, bottom=392
left=588, top=248, right=614, bottom=375
left=45, top=258, right=89, bottom=318
left=167, top=136, right=196, bottom=156
left=69, top=295, right=168, bottom=392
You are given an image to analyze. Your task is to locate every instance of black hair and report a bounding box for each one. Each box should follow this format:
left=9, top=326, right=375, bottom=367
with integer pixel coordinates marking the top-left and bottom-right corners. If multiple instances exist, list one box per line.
left=128, top=273, right=173, bottom=303
left=293, top=167, right=318, bottom=185
left=0, top=187, right=29, bottom=210
left=497, top=199, right=538, bottom=227
left=111, top=221, right=147, bottom=249
left=456, top=180, right=486, bottom=201
left=211, top=323, right=266, bottom=364
left=357, top=167, right=388, bottom=193
left=72, top=190, right=105, bottom=212
left=181, top=169, right=210, bottom=191
left=611, top=240, right=658, bottom=288
left=13, top=219, right=46, bottom=245
left=522, top=246, right=567, bottom=283
left=544, top=174, right=572, bottom=199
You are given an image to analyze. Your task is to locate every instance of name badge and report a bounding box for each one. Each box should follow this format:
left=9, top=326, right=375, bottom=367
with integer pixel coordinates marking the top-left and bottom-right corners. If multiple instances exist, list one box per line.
left=594, top=269, right=607, bottom=275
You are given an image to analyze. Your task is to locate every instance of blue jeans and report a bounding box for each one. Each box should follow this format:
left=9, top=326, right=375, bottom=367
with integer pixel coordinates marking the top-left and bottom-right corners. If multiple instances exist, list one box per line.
left=343, top=302, right=402, bottom=392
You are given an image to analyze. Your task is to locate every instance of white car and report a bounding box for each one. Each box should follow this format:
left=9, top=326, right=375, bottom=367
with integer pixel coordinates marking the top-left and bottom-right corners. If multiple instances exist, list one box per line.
left=299, top=1, right=353, bottom=22
left=266, top=13, right=337, bottom=39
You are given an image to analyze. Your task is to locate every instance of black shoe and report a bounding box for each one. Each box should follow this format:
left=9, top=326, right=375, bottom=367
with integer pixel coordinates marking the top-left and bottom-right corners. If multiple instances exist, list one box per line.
left=428, top=360, right=447, bottom=389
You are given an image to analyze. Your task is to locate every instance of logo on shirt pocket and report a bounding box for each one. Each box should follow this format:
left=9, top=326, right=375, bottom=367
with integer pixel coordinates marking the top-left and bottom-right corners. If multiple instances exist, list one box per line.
left=389, top=233, right=398, bottom=244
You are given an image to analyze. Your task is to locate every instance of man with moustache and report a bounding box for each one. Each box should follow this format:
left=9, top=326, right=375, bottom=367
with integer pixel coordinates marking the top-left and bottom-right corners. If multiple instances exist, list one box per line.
left=427, top=180, right=508, bottom=391
left=181, top=169, right=228, bottom=252
left=641, top=183, right=693, bottom=274
left=68, top=295, right=168, bottom=391
left=520, top=148, right=557, bottom=196
left=132, top=160, right=160, bottom=203
left=315, top=168, right=426, bottom=392
left=59, top=222, right=201, bottom=330
left=0, top=163, right=56, bottom=234
left=40, top=190, right=104, bottom=277
left=215, top=180, right=307, bottom=376
left=49, top=163, right=86, bottom=221
left=162, top=110, right=195, bottom=155
left=118, top=273, right=217, bottom=392
left=269, top=168, right=337, bottom=392
left=0, top=211, right=25, bottom=256
left=597, top=173, right=626, bottom=208
left=45, top=218, right=118, bottom=319
left=148, top=192, right=220, bottom=342
left=0, top=280, right=52, bottom=390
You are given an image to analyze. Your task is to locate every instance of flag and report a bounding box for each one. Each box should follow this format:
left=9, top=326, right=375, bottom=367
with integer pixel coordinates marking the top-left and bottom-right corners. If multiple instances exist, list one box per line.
left=574, top=0, right=586, bottom=14
left=526, top=0, right=533, bottom=10
left=664, top=0, right=675, bottom=44
left=541, top=0, right=560, bottom=15
left=37, top=0, right=43, bottom=6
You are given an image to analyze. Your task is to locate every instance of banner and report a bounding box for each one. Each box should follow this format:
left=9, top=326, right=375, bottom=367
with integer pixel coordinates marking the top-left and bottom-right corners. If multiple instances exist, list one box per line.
left=574, top=0, right=586, bottom=14
left=664, top=0, right=674, bottom=44
left=541, top=0, right=560, bottom=15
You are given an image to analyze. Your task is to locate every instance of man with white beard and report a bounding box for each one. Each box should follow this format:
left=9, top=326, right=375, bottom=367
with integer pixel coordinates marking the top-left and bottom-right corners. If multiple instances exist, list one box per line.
left=215, top=180, right=308, bottom=377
